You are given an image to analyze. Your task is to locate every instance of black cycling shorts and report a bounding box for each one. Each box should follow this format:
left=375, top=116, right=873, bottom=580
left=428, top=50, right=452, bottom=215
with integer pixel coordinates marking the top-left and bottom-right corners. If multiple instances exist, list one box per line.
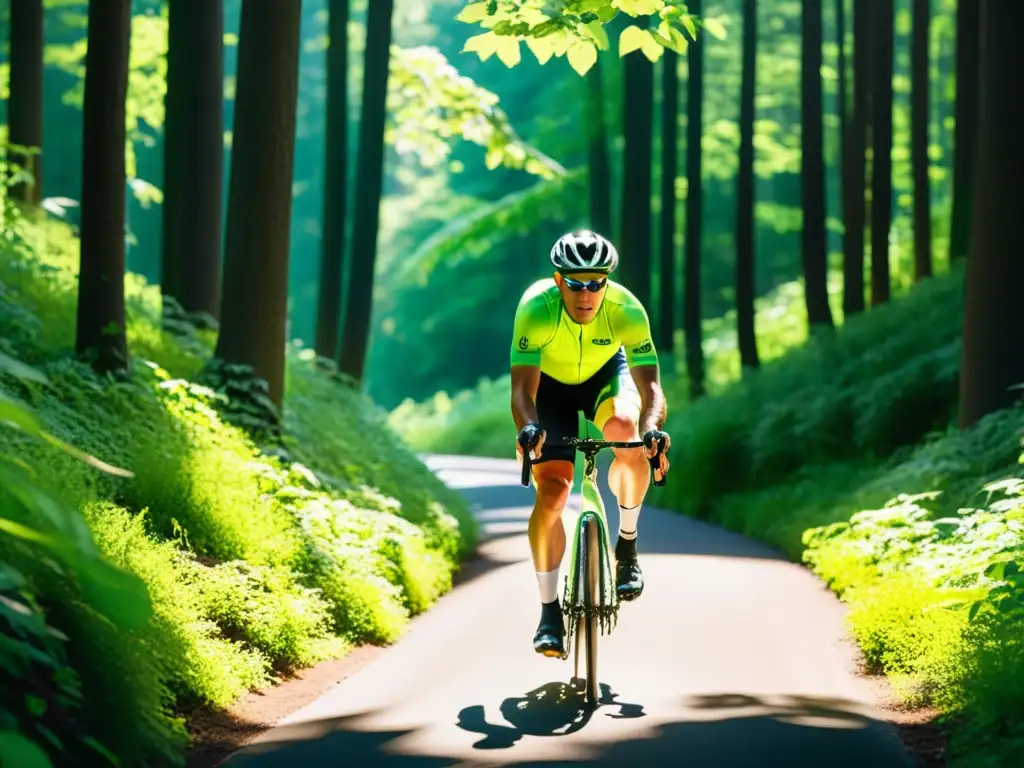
left=533, top=348, right=641, bottom=465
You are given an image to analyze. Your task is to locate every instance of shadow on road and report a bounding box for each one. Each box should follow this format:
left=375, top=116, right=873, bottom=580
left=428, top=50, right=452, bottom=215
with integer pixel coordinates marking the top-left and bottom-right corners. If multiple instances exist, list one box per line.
left=455, top=680, right=646, bottom=749
left=223, top=692, right=911, bottom=767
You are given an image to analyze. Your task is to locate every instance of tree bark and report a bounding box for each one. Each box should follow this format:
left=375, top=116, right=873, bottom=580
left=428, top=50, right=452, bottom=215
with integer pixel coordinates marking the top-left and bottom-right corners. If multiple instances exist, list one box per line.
left=684, top=0, right=706, bottom=400
left=337, top=0, right=395, bottom=385
left=736, top=0, right=759, bottom=370
left=948, top=0, right=979, bottom=263
left=618, top=18, right=654, bottom=311
left=911, top=0, right=932, bottom=280
left=314, top=0, right=350, bottom=360
left=801, top=0, right=835, bottom=330
left=161, top=0, right=224, bottom=322
left=586, top=58, right=612, bottom=237
left=7, top=0, right=44, bottom=206
left=214, top=0, right=302, bottom=407
left=658, top=50, right=678, bottom=353
left=75, top=0, right=132, bottom=375
left=841, top=0, right=866, bottom=317
left=957, top=1, right=1024, bottom=429
left=869, top=0, right=894, bottom=306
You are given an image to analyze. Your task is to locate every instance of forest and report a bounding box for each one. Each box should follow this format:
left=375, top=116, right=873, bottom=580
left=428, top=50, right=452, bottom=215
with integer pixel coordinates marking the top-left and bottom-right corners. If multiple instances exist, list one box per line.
left=1, top=0, right=1022, bottom=766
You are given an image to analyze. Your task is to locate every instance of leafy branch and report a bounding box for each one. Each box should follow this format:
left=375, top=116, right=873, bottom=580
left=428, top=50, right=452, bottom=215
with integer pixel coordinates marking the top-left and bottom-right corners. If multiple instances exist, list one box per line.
left=455, top=0, right=727, bottom=74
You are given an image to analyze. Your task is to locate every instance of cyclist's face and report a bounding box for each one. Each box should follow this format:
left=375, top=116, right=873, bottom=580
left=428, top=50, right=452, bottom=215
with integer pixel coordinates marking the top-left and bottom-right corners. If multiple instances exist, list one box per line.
left=555, top=271, right=607, bottom=324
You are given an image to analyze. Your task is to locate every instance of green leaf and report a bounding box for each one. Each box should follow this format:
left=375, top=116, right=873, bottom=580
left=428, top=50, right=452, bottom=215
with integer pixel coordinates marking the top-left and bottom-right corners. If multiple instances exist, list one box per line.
left=639, top=29, right=665, bottom=61
left=681, top=14, right=698, bottom=40
left=585, top=20, right=610, bottom=50
left=0, top=393, right=42, bottom=435
left=455, top=2, right=489, bottom=23
left=567, top=40, right=598, bottom=75
left=0, top=352, right=48, bottom=384
left=494, top=36, right=522, bottom=67
left=618, top=25, right=647, bottom=56
left=525, top=36, right=555, bottom=64
left=0, top=731, right=53, bottom=768
left=702, top=16, right=728, bottom=40
left=462, top=31, right=499, bottom=61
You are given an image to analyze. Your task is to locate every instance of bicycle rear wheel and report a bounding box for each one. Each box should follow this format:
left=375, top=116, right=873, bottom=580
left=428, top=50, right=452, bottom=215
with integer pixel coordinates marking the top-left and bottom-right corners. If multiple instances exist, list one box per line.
left=579, top=513, right=600, bottom=706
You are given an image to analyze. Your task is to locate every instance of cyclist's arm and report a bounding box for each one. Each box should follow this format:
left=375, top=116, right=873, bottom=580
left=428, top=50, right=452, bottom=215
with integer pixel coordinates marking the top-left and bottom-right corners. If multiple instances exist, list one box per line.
left=618, top=303, right=668, bottom=434
left=509, top=291, right=552, bottom=431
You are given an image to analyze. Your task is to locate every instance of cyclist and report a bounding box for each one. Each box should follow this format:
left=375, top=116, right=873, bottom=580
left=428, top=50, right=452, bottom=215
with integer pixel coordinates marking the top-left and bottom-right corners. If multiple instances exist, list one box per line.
left=510, top=229, right=671, bottom=657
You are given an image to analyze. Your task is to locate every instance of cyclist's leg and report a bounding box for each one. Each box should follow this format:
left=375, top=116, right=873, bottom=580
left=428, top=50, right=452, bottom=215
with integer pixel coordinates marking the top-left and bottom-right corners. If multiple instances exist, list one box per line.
left=530, top=374, right=579, bottom=654
left=587, top=351, right=648, bottom=600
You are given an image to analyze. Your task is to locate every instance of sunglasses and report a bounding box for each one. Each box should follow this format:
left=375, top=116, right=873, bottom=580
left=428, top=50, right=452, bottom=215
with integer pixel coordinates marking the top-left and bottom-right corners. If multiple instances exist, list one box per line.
left=561, top=276, right=608, bottom=293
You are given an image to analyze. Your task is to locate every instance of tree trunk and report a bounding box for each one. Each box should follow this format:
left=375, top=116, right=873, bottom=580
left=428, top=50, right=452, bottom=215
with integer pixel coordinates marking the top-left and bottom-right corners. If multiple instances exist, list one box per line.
left=586, top=58, right=612, bottom=236
left=948, top=0, right=979, bottom=263
left=618, top=18, right=654, bottom=311
left=911, top=0, right=932, bottom=281
left=214, top=0, right=302, bottom=407
left=736, top=0, right=759, bottom=370
left=658, top=51, right=678, bottom=353
left=841, top=0, right=866, bottom=317
left=314, top=0, right=350, bottom=360
left=161, top=0, right=224, bottom=322
left=337, top=0, right=395, bottom=385
left=7, top=0, right=44, bottom=206
left=844, top=0, right=869, bottom=318
left=684, top=0, right=706, bottom=400
left=801, top=0, right=835, bottom=330
left=958, top=0, right=1024, bottom=429
left=75, top=0, right=132, bottom=375
left=869, top=0, right=894, bottom=306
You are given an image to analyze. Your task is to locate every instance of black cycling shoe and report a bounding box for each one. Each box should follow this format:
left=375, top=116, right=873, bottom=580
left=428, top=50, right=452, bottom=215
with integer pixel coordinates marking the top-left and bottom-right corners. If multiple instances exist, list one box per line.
left=533, top=599, right=565, bottom=657
left=615, top=536, right=644, bottom=602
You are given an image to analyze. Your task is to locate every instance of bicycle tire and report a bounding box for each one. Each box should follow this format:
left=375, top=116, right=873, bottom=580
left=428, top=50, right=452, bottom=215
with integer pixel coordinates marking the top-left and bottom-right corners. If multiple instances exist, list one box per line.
left=580, top=513, right=600, bottom=707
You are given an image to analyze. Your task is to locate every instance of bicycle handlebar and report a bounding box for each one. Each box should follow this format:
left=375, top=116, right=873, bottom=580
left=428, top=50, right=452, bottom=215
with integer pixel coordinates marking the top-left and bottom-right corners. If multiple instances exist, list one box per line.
left=519, top=436, right=668, bottom=487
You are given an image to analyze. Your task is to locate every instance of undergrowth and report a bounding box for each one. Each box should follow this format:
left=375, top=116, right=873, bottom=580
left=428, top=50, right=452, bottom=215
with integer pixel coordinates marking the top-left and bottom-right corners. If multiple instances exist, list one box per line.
left=0, top=213, right=477, bottom=766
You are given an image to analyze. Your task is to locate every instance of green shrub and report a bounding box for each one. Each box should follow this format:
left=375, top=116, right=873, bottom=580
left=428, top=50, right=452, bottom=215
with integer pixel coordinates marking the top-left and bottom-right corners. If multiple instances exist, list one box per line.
left=1, top=212, right=477, bottom=766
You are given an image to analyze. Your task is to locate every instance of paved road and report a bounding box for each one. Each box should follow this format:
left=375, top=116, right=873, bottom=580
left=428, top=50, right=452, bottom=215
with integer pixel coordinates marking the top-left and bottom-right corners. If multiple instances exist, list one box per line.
left=223, top=454, right=912, bottom=767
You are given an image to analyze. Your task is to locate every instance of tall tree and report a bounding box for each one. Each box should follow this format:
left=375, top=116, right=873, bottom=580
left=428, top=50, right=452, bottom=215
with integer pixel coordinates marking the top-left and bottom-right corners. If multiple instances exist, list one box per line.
left=800, top=0, right=835, bottom=330
left=6, top=0, right=44, bottom=206
left=586, top=58, right=612, bottom=237
left=75, top=0, right=132, bottom=375
left=215, top=0, right=302, bottom=408
left=736, top=0, right=760, bottom=370
left=684, top=2, right=706, bottom=400
left=958, top=0, right=1024, bottom=429
left=841, top=0, right=867, bottom=317
left=618, top=18, right=654, bottom=311
left=314, top=0, right=351, bottom=360
left=869, top=0, right=894, bottom=306
left=947, top=0, right=979, bottom=263
left=161, top=0, right=224, bottom=323
left=910, top=0, right=932, bottom=280
left=338, top=0, right=395, bottom=385
left=658, top=51, right=679, bottom=353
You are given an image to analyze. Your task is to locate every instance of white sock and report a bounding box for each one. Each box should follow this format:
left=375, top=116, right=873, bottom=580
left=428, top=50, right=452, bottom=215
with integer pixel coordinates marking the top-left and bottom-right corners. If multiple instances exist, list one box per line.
left=618, top=504, right=641, bottom=540
left=536, top=568, right=560, bottom=604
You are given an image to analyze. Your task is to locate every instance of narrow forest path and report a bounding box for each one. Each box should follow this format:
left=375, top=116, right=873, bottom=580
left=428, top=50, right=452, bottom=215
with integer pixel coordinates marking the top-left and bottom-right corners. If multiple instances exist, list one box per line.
left=221, top=454, right=913, bottom=767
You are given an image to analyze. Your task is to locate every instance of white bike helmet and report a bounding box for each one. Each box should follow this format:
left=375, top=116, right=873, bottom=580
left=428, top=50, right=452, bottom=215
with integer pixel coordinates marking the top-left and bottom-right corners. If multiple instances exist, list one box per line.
left=549, top=230, right=619, bottom=274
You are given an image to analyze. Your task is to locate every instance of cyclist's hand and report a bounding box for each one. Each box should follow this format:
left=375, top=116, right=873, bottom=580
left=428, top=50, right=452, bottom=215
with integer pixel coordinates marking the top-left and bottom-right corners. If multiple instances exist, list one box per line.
left=643, top=429, right=671, bottom=480
left=516, top=422, right=546, bottom=460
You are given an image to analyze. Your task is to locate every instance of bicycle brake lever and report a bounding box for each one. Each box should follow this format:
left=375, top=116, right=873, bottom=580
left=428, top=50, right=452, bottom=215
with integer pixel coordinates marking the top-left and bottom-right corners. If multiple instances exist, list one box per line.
left=648, top=442, right=667, bottom=487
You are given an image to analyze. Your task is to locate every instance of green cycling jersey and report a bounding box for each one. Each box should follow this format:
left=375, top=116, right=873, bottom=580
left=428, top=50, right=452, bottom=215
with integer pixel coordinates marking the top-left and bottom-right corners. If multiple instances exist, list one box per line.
left=509, top=278, right=659, bottom=385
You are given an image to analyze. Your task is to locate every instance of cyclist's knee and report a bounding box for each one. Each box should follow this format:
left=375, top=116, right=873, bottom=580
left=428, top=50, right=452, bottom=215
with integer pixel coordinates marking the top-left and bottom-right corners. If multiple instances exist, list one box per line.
left=603, top=414, right=641, bottom=445
left=535, top=473, right=572, bottom=512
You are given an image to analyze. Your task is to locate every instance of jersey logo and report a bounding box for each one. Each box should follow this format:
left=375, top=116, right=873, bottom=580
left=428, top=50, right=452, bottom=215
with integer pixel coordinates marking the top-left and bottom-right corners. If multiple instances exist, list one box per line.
left=591, top=338, right=612, bottom=345
left=518, top=336, right=529, bottom=350
left=632, top=341, right=653, bottom=354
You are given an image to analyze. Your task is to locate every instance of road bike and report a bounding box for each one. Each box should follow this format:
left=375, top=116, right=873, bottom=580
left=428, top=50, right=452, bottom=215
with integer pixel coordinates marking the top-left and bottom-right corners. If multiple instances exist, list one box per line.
left=519, top=435, right=666, bottom=707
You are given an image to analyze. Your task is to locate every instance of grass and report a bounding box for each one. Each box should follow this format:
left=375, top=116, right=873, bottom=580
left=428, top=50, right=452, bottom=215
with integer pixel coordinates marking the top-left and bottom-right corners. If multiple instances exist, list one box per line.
left=0, top=210, right=477, bottom=767
left=387, top=254, right=1024, bottom=765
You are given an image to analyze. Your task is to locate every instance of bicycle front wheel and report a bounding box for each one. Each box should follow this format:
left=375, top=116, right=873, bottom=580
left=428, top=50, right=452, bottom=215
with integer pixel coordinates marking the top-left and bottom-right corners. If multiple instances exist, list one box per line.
left=580, top=513, right=600, bottom=706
